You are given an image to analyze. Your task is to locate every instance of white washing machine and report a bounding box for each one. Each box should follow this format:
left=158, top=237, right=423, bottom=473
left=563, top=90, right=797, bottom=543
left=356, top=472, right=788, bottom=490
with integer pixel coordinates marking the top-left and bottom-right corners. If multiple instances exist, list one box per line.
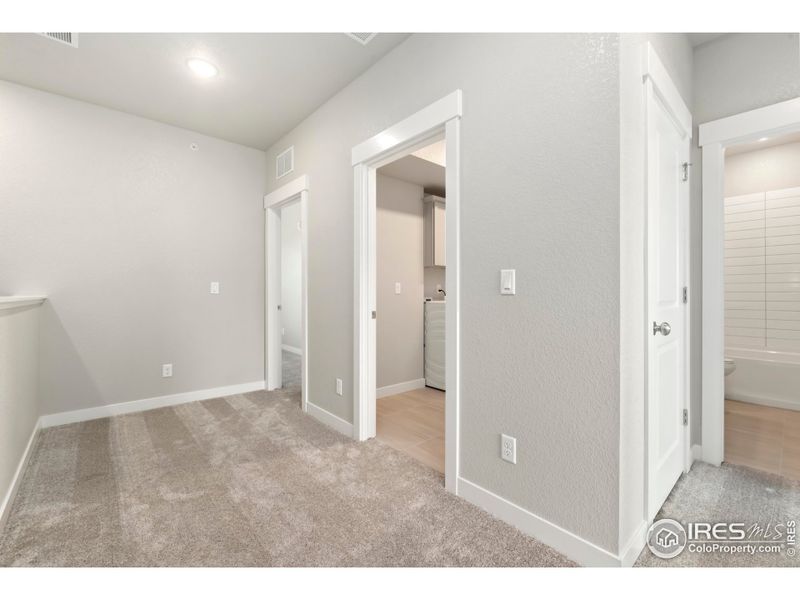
left=424, top=300, right=445, bottom=391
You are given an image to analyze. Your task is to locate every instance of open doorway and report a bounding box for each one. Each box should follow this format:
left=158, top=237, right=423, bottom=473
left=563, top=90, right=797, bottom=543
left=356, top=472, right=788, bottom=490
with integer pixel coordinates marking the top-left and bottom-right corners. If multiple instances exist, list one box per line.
left=700, top=97, right=800, bottom=469
left=719, top=131, right=800, bottom=480
left=373, top=139, right=446, bottom=473
left=279, top=200, right=303, bottom=395
left=352, top=90, right=461, bottom=492
left=264, top=175, right=309, bottom=412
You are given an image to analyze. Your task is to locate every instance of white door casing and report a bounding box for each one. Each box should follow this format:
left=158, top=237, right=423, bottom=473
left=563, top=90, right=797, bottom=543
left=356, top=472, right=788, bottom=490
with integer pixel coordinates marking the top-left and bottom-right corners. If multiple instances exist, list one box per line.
left=644, top=46, right=692, bottom=521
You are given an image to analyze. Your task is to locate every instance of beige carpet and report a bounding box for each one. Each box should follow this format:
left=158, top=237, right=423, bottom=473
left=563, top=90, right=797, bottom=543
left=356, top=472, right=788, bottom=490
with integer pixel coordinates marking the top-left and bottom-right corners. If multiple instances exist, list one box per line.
left=0, top=387, right=573, bottom=567
left=281, top=350, right=301, bottom=391
left=636, top=462, right=800, bottom=567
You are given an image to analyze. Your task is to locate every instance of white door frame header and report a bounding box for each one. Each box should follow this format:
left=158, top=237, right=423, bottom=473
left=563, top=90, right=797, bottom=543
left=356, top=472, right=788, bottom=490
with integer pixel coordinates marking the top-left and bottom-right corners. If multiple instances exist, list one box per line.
left=699, top=96, right=800, bottom=148
left=351, top=90, right=462, bottom=166
left=265, top=174, right=309, bottom=209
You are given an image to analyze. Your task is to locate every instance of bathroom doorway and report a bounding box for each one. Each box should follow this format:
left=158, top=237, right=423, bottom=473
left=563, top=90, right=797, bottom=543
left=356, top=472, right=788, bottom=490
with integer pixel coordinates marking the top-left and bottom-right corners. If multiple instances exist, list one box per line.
left=700, top=97, right=800, bottom=473
left=278, top=200, right=303, bottom=394
left=264, top=175, right=309, bottom=412
left=718, top=131, right=800, bottom=479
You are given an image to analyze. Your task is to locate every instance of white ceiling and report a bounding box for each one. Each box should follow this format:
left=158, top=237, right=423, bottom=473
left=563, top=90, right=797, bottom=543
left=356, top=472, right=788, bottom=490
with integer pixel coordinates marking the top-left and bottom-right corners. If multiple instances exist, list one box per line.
left=379, top=153, right=446, bottom=196
left=412, top=139, right=445, bottom=166
left=0, top=33, right=410, bottom=149
left=726, top=130, right=800, bottom=156
left=687, top=33, right=727, bottom=48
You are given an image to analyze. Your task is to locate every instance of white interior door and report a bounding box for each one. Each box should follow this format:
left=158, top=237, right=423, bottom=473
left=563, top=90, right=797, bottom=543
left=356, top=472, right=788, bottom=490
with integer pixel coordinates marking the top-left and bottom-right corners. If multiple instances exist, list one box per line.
left=646, top=80, right=690, bottom=521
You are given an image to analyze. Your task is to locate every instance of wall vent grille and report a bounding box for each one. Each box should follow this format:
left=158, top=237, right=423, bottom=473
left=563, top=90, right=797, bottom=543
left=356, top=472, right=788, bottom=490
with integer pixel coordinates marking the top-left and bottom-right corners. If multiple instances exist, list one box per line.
left=345, top=33, right=377, bottom=46
left=276, top=146, right=294, bottom=180
left=37, top=32, right=79, bottom=48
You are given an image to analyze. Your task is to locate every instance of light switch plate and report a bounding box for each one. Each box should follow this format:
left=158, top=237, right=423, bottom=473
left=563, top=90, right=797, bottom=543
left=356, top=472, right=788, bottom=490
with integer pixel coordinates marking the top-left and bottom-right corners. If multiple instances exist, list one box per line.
left=500, top=269, right=515, bottom=295
left=395, top=282, right=402, bottom=294
left=210, top=281, right=220, bottom=294
left=336, top=378, right=343, bottom=396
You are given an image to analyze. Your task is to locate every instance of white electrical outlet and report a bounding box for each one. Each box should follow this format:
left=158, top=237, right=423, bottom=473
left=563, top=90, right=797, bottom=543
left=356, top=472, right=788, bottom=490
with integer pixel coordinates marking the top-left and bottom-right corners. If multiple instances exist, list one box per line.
left=501, top=434, right=516, bottom=464
left=336, top=378, right=343, bottom=396
left=162, top=363, right=173, bottom=378
left=210, top=281, right=220, bottom=294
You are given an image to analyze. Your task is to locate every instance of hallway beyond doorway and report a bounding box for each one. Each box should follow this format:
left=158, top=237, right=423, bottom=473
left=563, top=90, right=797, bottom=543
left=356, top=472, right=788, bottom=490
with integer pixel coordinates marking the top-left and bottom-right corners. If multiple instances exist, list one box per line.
left=376, top=388, right=444, bottom=473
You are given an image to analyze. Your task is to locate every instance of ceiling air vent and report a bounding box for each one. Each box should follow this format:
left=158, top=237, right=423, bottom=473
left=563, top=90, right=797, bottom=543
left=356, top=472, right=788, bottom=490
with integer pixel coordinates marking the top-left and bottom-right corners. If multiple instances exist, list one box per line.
left=37, top=32, right=79, bottom=48
left=345, top=33, right=377, bottom=46
left=276, top=146, right=294, bottom=180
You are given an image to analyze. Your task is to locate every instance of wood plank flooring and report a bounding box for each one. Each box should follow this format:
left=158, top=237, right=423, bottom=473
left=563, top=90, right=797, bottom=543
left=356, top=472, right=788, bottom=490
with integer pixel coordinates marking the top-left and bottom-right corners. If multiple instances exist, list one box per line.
left=377, top=387, right=445, bottom=474
left=725, top=399, right=800, bottom=480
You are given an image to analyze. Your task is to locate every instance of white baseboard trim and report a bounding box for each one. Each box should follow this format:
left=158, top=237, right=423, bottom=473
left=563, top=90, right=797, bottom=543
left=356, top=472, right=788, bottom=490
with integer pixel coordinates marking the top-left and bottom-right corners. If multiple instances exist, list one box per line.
left=281, top=344, right=302, bottom=356
left=619, top=520, right=649, bottom=567
left=691, top=444, right=703, bottom=463
left=376, top=378, right=426, bottom=399
left=725, top=391, right=800, bottom=412
left=40, top=380, right=266, bottom=428
left=457, top=476, right=620, bottom=567
left=306, top=401, right=354, bottom=437
left=0, top=417, right=41, bottom=532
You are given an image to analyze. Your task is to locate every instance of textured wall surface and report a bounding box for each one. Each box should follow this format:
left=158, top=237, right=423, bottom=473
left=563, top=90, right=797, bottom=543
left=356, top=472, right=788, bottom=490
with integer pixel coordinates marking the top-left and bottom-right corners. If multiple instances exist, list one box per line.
left=0, top=81, right=267, bottom=415
left=264, top=33, right=622, bottom=552
left=280, top=201, right=303, bottom=350
left=376, top=174, right=424, bottom=389
left=424, top=267, right=446, bottom=299
left=694, top=33, right=800, bottom=124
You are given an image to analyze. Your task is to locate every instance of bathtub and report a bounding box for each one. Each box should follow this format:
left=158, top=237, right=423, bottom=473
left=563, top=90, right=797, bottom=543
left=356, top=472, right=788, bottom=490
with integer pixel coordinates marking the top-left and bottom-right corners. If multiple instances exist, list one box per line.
left=725, top=348, right=800, bottom=412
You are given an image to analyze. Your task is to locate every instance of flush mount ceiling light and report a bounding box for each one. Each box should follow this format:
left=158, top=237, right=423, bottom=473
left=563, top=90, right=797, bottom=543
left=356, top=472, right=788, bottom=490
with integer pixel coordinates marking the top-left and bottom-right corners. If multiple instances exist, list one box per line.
left=759, top=137, right=770, bottom=142
left=186, top=58, right=218, bottom=78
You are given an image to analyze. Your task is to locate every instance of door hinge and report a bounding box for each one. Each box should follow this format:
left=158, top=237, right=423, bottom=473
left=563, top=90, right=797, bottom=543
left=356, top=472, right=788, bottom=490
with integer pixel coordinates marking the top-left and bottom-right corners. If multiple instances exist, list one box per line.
left=682, top=286, right=688, bottom=304
left=681, top=162, right=691, bottom=182
left=371, top=310, right=377, bottom=319
left=277, top=304, right=282, bottom=311
left=683, top=409, right=688, bottom=426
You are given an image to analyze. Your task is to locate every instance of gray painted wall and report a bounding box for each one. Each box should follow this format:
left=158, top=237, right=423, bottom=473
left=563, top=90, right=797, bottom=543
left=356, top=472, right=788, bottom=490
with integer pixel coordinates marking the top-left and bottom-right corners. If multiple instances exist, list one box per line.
left=0, top=81, right=267, bottom=415
left=424, top=267, right=446, bottom=299
left=694, top=33, right=800, bottom=124
left=264, top=33, right=622, bottom=552
left=376, top=173, right=424, bottom=389
left=280, top=201, right=303, bottom=350
left=691, top=33, right=800, bottom=443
